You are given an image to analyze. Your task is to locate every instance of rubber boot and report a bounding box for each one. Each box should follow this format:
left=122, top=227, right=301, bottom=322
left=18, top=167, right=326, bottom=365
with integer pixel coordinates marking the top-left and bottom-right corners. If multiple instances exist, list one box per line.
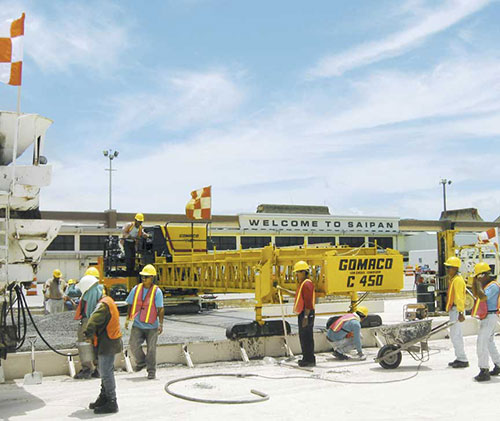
left=474, top=368, right=491, bottom=382
left=89, top=390, right=107, bottom=410
left=490, top=364, right=500, bottom=376
left=94, top=398, right=118, bottom=414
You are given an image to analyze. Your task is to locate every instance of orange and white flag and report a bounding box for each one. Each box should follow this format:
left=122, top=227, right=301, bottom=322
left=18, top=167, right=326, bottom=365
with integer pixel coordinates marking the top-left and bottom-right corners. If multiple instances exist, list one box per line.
left=186, top=186, right=212, bottom=220
left=478, top=227, right=499, bottom=250
left=0, top=13, right=25, bottom=86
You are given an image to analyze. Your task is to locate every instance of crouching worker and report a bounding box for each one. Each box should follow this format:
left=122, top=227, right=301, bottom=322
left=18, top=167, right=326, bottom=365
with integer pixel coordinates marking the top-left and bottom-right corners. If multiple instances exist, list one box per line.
left=326, top=306, right=368, bottom=361
left=83, top=283, right=123, bottom=414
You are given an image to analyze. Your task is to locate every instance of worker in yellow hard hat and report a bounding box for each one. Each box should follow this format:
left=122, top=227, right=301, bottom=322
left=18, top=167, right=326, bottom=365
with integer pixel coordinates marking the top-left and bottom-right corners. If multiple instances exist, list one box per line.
left=471, top=262, right=500, bottom=382
left=64, top=279, right=82, bottom=311
left=85, top=267, right=100, bottom=278
left=42, top=269, right=67, bottom=314
left=124, top=264, right=164, bottom=379
left=292, top=261, right=316, bottom=367
left=326, top=306, right=369, bottom=361
left=120, top=213, right=150, bottom=275
left=443, top=256, right=469, bottom=368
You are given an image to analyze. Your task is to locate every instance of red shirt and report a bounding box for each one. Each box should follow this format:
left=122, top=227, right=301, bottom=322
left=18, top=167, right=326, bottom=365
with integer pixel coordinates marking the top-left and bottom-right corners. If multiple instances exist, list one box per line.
left=294, top=279, right=315, bottom=313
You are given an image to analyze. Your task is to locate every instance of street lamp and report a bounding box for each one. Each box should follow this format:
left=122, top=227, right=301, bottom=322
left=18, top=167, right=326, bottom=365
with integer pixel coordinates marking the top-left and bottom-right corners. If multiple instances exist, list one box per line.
left=103, top=149, right=119, bottom=210
left=439, top=178, right=452, bottom=213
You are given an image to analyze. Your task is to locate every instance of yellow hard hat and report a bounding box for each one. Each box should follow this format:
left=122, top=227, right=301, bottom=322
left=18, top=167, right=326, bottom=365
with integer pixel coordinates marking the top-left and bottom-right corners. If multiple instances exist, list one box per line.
left=67, top=279, right=76, bottom=285
left=444, top=256, right=461, bottom=268
left=139, top=264, right=157, bottom=277
left=135, top=213, right=144, bottom=222
left=85, top=267, right=100, bottom=278
left=356, top=306, right=369, bottom=317
left=474, top=262, right=491, bottom=277
left=53, top=269, right=62, bottom=278
left=293, top=261, right=310, bottom=272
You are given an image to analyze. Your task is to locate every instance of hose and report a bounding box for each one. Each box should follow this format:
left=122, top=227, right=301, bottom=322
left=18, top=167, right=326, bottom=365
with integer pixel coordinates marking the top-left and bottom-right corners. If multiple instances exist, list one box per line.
left=16, top=285, right=78, bottom=357
left=165, top=373, right=269, bottom=404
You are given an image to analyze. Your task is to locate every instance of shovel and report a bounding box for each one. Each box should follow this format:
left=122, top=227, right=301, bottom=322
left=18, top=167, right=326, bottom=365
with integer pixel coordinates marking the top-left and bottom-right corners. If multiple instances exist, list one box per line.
left=24, top=336, right=43, bottom=385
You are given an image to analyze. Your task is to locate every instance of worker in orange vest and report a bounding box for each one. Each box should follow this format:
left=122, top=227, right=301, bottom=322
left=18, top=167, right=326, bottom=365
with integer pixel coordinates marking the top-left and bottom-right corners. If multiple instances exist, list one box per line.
left=120, top=213, right=149, bottom=275
left=125, top=264, right=164, bottom=379
left=293, top=261, right=316, bottom=367
left=326, top=307, right=368, bottom=360
left=444, top=256, right=469, bottom=368
left=471, top=262, right=500, bottom=382
left=83, top=281, right=123, bottom=414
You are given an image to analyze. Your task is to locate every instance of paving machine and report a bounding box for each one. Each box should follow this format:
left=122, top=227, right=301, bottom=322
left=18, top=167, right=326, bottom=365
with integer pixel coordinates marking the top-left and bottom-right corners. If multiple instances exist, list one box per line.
left=0, top=111, right=61, bottom=362
left=100, top=226, right=405, bottom=338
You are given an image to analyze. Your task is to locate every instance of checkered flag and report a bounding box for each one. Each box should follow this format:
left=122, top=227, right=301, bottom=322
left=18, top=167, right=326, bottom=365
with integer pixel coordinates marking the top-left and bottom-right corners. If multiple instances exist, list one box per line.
left=185, top=186, right=212, bottom=220
left=0, top=13, right=24, bottom=86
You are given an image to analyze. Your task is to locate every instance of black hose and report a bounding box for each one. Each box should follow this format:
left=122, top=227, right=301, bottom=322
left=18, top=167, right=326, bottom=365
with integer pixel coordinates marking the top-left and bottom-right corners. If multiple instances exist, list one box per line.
left=18, top=286, right=78, bottom=357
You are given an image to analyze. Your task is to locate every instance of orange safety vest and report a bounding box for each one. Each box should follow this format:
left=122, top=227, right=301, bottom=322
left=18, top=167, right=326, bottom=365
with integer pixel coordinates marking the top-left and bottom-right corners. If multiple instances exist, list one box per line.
left=93, top=296, right=122, bottom=346
left=124, top=222, right=143, bottom=237
left=330, top=314, right=358, bottom=334
left=74, top=300, right=86, bottom=320
left=472, top=281, right=500, bottom=320
left=130, top=283, right=159, bottom=324
left=445, top=275, right=465, bottom=312
left=293, top=279, right=315, bottom=314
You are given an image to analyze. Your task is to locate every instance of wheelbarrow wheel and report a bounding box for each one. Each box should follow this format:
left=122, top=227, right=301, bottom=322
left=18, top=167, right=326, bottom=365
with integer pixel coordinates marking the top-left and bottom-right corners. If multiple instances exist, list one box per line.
left=377, top=344, right=402, bottom=369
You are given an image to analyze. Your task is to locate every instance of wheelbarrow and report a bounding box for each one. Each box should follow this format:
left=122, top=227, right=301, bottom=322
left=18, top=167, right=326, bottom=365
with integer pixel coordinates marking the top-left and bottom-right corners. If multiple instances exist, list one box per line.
left=373, top=319, right=454, bottom=369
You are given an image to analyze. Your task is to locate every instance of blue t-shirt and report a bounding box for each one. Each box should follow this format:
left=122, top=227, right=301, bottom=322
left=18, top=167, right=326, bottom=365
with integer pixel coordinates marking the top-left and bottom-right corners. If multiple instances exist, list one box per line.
left=126, top=284, right=164, bottom=329
left=485, top=282, right=500, bottom=312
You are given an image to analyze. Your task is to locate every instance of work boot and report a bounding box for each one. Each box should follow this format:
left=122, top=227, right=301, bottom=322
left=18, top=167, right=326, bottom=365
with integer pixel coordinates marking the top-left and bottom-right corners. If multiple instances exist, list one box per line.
left=333, top=350, right=349, bottom=360
left=448, top=359, right=459, bottom=367
left=89, top=392, right=107, bottom=410
left=94, top=398, right=118, bottom=414
left=451, top=360, right=469, bottom=368
left=490, top=364, right=500, bottom=376
left=74, top=368, right=92, bottom=380
left=474, top=368, right=491, bottom=382
left=91, top=368, right=100, bottom=378
left=147, top=372, right=156, bottom=380
left=298, top=359, right=316, bottom=367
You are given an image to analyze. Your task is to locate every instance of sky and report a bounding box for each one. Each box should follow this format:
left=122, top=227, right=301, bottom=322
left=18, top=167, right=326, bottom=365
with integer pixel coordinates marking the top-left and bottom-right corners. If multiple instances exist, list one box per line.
left=1, top=0, right=499, bottom=221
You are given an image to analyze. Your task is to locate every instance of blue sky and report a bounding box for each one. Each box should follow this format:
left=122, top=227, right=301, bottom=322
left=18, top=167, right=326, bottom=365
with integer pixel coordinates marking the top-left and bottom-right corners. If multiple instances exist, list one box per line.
left=1, top=0, right=499, bottom=220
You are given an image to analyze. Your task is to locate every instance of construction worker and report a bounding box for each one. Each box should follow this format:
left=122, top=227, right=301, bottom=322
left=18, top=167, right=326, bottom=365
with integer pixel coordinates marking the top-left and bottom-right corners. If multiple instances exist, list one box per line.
left=326, top=307, right=368, bottom=360
left=293, top=261, right=316, bottom=367
left=444, top=256, right=469, bottom=368
left=125, top=264, right=164, bottom=379
left=64, top=279, right=82, bottom=311
left=83, top=277, right=122, bottom=414
left=471, top=262, right=500, bottom=382
left=42, top=269, right=67, bottom=314
left=74, top=267, right=104, bottom=380
left=121, top=213, right=149, bottom=275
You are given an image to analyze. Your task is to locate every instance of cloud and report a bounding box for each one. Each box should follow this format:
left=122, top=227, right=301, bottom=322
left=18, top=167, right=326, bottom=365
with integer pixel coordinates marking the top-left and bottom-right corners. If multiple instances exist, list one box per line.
left=0, top=1, right=133, bottom=74
left=307, top=0, right=491, bottom=78
left=104, top=69, right=247, bottom=138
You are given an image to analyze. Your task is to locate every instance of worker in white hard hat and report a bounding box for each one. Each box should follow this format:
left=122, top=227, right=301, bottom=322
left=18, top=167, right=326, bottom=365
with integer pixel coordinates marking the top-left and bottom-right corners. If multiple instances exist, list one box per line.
left=293, top=261, right=316, bottom=367
left=74, top=269, right=104, bottom=380
left=83, top=279, right=122, bottom=414
left=471, top=262, right=500, bottom=382
left=326, top=307, right=368, bottom=361
left=120, top=213, right=150, bottom=275
left=444, top=256, right=469, bottom=368
left=43, top=269, right=67, bottom=314
left=125, top=264, right=164, bottom=379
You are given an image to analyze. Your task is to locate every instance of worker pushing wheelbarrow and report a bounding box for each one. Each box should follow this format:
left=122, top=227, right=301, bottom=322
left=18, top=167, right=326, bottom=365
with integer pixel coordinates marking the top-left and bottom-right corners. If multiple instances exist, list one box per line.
left=373, top=319, right=455, bottom=369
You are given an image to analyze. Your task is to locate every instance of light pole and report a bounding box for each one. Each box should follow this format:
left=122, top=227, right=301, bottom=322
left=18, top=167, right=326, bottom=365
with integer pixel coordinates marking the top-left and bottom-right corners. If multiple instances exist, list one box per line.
left=440, top=178, right=452, bottom=213
left=103, top=149, right=119, bottom=210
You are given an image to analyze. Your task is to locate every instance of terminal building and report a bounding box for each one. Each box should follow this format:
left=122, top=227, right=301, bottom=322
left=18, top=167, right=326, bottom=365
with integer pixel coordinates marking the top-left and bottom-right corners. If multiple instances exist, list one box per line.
left=37, top=204, right=500, bottom=283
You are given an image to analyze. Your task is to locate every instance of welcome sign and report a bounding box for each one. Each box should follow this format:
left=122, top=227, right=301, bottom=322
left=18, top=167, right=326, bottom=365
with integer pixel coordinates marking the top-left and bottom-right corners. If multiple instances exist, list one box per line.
left=238, top=214, right=399, bottom=233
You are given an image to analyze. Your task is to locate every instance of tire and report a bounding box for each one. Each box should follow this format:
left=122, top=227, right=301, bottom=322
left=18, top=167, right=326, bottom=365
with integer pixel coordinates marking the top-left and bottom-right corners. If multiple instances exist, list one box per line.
left=377, top=344, right=402, bottom=369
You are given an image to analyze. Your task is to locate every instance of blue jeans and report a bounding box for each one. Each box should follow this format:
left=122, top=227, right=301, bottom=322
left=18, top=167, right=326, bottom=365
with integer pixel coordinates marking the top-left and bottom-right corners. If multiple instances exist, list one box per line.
left=98, top=354, right=116, bottom=400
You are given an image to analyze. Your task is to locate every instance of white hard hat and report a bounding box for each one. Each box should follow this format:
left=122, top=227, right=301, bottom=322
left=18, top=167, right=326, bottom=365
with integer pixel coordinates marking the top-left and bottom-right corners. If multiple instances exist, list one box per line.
left=78, top=275, right=99, bottom=296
